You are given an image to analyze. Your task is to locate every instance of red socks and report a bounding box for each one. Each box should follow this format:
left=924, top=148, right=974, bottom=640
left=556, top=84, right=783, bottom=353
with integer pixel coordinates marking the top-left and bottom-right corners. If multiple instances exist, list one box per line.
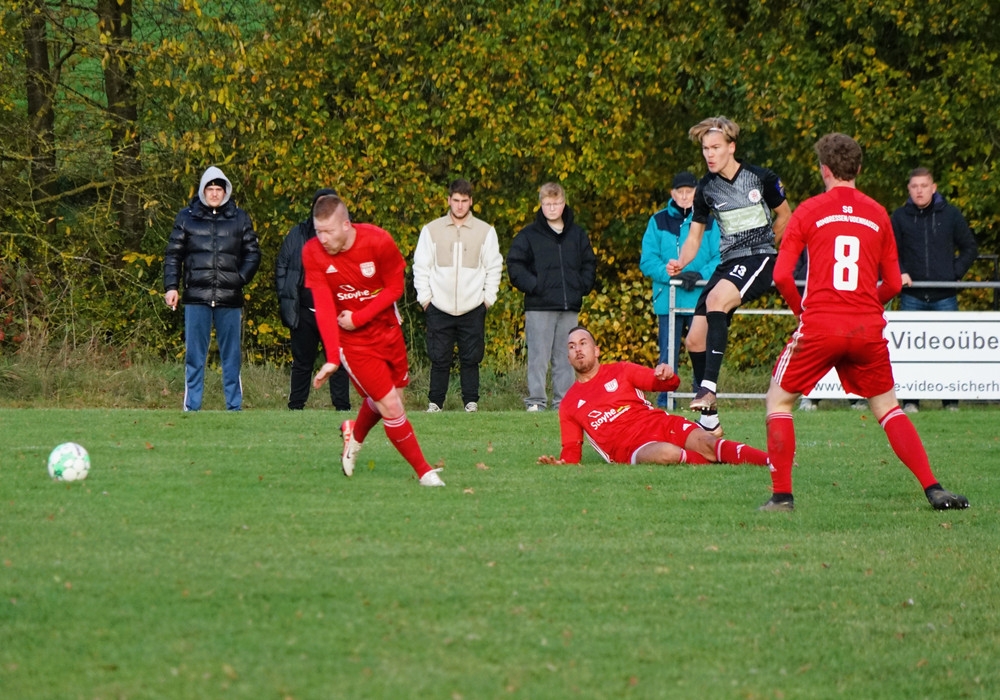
left=383, top=414, right=432, bottom=477
left=878, top=407, right=937, bottom=489
left=766, top=412, right=795, bottom=494
left=352, top=397, right=382, bottom=443
left=680, top=449, right=711, bottom=464
left=716, top=439, right=769, bottom=466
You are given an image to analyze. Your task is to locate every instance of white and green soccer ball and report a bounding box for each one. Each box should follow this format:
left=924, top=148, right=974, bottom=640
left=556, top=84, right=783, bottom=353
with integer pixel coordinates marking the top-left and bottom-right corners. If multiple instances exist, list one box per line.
left=47, top=442, right=91, bottom=482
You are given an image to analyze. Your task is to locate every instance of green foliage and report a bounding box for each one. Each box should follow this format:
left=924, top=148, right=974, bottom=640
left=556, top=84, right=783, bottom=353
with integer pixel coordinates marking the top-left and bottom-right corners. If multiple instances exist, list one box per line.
left=2, top=0, right=999, bottom=370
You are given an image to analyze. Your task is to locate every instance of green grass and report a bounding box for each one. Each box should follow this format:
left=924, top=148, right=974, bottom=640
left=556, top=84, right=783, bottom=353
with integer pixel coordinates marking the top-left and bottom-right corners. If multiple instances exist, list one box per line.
left=2, top=407, right=998, bottom=699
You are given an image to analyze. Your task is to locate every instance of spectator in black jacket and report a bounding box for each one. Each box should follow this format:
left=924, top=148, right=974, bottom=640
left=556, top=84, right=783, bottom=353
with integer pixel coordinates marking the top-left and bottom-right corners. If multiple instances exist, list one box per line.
left=507, top=182, right=597, bottom=411
left=164, top=166, right=261, bottom=411
left=892, top=167, right=978, bottom=412
left=276, top=189, right=351, bottom=411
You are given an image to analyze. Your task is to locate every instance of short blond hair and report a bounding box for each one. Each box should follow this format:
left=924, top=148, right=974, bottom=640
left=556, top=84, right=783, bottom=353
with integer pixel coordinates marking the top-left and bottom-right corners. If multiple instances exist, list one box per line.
left=689, top=116, right=740, bottom=144
left=313, top=194, right=347, bottom=222
left=538, top=182, right=565, bottom=202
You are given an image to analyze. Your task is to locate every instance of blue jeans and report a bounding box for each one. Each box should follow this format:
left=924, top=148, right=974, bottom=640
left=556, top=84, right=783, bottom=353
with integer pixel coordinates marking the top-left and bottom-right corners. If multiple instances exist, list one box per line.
left=184, top=304, right=243, bottom=411
left=899, top=294, right=959, bottom=312
left=898, top=294, right=958, bottom=407
left=524, top=310, right=578, bottom=410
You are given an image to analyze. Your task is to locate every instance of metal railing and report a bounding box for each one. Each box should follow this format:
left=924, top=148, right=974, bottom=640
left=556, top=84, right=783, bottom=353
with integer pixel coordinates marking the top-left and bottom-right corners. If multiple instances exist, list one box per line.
left=663, top=270, right=1000, bottom=409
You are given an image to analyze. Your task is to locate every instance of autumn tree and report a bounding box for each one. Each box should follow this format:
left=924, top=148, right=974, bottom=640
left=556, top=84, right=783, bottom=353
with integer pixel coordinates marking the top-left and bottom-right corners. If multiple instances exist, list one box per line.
left=2, top=0, right=998, bottom=368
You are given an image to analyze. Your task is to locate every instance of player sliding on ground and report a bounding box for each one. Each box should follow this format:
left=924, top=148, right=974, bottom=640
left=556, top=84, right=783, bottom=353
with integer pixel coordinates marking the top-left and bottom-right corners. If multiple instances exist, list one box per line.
left=537, top=327, right=770, bottom=467
left=760, top=133, right=968, bottom=512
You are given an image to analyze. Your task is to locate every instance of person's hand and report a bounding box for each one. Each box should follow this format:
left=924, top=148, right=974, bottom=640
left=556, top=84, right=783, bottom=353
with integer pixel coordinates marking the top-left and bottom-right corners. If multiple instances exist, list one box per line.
left=653, top=363, right=675, bottom=381
left=901, top=273, right=913, bottom=287
left=313, top=362, right=339, bottom=389
left=337, top=310, right=356, bottom=330
left=677, top=271, right=702, bottom=291
left=537, top=455, right=566, bottom=465
left=666, top=259, right=683, bottom=276
left=164, top=290, right=178, bottom=311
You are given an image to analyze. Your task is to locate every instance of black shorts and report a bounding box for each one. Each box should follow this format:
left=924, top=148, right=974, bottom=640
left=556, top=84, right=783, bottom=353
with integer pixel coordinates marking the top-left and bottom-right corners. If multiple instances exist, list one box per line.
left=694, top=254, right=775, bottom=317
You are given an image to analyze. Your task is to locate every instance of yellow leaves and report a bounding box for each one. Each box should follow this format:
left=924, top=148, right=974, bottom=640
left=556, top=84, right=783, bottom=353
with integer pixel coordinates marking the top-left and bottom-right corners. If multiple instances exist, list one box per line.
left=122, top=252, right=157, bottom=266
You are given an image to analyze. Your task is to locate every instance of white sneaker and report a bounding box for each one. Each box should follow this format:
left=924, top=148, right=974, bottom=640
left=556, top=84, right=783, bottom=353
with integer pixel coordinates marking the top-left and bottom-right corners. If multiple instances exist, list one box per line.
left=426, top=403, right=442, bottom=413
left=464, top=401, right=478, bottom=413
left=798, top=397, right=817, bottom=412
left=526, top=404, right=542, bottom=412
left=419, top=468, right=445, bottom=487
left=340, top=420, right=363, bottom=477
left=903, top=402, right=919, bottom=414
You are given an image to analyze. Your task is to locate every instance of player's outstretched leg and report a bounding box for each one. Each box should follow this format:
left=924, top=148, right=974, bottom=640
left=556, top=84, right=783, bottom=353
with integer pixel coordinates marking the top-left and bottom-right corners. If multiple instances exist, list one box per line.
left=877, top=405, right=968, bottom=509
left=382, top=413, right=445, bottom=487
left=691, top=311, right=729, bottom=411
left=714, top=439, right=768, bottom=466
left=761, top=411, right=795, bottom=511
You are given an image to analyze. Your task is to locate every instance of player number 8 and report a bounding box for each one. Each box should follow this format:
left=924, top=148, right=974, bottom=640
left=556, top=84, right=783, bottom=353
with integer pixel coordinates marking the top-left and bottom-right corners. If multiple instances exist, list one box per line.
left=833, top=235, right=859, bottom=291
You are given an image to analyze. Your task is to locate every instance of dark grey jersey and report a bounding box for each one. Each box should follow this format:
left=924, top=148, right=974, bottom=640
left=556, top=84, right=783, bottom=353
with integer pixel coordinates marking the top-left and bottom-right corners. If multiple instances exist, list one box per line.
left=693, top=163, right=786, bottom=263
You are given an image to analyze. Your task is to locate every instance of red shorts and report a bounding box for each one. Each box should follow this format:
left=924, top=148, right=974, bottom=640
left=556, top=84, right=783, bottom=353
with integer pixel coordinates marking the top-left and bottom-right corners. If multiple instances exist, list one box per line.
left=341, top=331, right=410, bottom=401
left=619, top=413, right=699, bottom=465
left=772, top=325, right=894, bottom=398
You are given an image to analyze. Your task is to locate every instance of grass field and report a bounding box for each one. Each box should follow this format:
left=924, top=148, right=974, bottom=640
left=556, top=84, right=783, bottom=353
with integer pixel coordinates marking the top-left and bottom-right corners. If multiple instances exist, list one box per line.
left=2, top=406, right=998, bottom=699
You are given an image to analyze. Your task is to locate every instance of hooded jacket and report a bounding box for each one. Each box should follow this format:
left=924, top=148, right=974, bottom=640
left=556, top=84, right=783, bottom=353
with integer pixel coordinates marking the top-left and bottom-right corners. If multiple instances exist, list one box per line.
left=891, top=192, right=977, bottom=303
left=275, top=188, right=336, bottom=328
left=163, top=166, right=261, bottom=308
left=506, top=205, right=596, bottom=312
left=639, top=200, right=721, bottom=315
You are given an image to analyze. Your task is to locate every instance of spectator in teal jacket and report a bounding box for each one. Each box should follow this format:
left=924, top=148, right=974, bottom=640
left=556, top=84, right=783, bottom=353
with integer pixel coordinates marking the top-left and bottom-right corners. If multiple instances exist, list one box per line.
left=640, top=171, right=721, bottom=407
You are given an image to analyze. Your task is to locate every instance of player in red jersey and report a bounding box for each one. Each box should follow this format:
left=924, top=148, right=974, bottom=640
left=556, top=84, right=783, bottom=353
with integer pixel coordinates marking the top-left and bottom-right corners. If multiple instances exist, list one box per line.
left=303, top=194, right=444, bottom=487
left=537, top=328, right=769, bottom=467
left=760, top=133, right=968, bottom=512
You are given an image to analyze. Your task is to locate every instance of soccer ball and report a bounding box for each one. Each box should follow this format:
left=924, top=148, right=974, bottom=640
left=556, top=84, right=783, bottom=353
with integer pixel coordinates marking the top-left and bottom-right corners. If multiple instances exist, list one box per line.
left=48, top=442, right=91, bottom=482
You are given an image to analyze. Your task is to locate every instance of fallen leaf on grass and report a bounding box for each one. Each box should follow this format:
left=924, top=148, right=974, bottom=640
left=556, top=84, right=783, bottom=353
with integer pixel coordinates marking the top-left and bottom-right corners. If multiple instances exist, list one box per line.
left=476, top=462, right=489, bottom=471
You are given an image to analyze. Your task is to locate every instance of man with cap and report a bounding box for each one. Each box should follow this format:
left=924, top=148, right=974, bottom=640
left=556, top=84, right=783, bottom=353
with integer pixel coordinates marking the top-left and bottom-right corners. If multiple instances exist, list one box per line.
left=640, top=171, right=721, bottom=409
left=164, top=166, right=261, bottom=411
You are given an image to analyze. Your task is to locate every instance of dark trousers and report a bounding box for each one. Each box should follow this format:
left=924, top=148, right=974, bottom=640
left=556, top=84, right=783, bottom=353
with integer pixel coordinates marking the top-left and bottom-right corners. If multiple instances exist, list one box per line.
left=426, top=303, right=487, bottom=407
left=656, top=313, right=694, bottom=407
left=288, top=306, right=351, bottom=410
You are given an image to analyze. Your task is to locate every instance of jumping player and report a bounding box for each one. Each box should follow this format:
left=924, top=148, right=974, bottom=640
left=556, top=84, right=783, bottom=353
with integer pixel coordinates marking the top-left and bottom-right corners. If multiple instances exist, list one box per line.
left=760, top=133, right=968, bottom=512
left=303, top=195, right=444, bottom=487
left=667, top=116, right=792, bottom=436
left=537, top=327, right=770, bottom=468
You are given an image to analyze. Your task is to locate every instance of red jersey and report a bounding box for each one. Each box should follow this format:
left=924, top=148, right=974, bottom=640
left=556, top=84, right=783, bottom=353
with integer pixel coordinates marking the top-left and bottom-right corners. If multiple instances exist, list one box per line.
left=558, top=362, right=681, bottom=464
left=774, top=186, right=901, bottom=334
left=303, top=223, right=406, bottom=361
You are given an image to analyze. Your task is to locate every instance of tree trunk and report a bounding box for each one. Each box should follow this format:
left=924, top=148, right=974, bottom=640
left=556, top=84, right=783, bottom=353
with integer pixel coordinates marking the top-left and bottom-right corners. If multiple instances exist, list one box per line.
left=23, top=0, right=57, bottom=209
left=98, top=0, right=143, bottom=250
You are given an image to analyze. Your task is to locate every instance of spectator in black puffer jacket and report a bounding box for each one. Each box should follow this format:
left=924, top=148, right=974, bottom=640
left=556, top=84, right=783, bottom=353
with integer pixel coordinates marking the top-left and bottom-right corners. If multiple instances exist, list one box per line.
left=891, top=166, right=978, bottom=413
left=275, top=188, right=351, bottom=411
left=164, top=166, right=261, bottom=411
left=507, top=182, right=597, bottom=412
